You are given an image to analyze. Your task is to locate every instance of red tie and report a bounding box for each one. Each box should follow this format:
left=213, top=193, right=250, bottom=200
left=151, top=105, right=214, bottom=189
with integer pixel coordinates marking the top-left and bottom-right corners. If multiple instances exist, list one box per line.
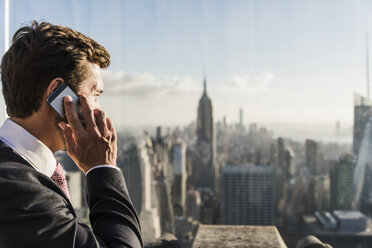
left=51, top=163, right=71, bottom=200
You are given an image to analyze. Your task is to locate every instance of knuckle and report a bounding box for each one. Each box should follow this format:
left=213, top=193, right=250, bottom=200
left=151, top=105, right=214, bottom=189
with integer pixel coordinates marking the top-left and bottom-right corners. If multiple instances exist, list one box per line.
left=97, top=110, right=105, bottom=118
left=99, top=136, right=110, bottom=145
left=84, top=107, right=93, bottom=116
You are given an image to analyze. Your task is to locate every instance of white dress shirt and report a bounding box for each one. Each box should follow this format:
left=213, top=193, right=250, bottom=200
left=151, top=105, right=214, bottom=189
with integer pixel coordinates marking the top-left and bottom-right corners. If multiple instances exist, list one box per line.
left=0, top=118, right=119, bottom=177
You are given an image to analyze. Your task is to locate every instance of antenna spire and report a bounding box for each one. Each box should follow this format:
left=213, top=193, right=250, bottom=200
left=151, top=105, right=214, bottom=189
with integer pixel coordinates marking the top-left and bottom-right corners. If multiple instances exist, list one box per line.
left=203, top=66, right=207, bottom=95
left=203, top=76, right=207, bottom=95
left=367, top=33, right=370, bottom=99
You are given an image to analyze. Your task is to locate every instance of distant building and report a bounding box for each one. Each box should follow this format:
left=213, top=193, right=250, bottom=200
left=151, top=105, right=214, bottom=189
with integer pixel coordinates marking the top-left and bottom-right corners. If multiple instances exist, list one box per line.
left=193, top=77, right=218, bottom=190
left=336, top=121, right=341, bottom=136
left=65, top=171, right=82, bottom=209
left=351, top=118, right=372, bottom=213
left=221, top=165, right=275, bottom=225
left=301, top=210, right=372, bottom=248
left=249, top=123, right=258, bottom=134
left=330, top=154, right=354, bottom=210
left=197, top=77, right=214, bottom=145
left=117, top=141, right=162, bottom=243
left=306, top=139, right=318, bottom=175
left=222, top=116, right=227, bottom=132
left=277, top=138, right=285, bottom=169
left=239, top=108, right=244, bottom=132
left=360, top=164, right=372, bottom=215
left=353, top=93, right=372, bottom=156
left=171, top=142, right=187, bottom=216
left=276, top=138, right=295, bottom=177
left=186, top=190, right=201, bottom=221
left=307, top=175, right=330, bottom=213
left=285, top=147, right=295, bottom=176
left=56, top=151, right=87, bottom=208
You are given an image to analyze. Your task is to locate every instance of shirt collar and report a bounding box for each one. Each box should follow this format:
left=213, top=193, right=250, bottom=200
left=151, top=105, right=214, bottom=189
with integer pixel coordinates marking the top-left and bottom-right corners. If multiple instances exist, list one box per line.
left=0, top=118, right=56, bottom=177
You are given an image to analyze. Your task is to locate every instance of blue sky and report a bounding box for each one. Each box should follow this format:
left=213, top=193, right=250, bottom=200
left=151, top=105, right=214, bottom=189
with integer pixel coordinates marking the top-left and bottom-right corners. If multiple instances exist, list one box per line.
left=2, top=0, right=372, bottom=128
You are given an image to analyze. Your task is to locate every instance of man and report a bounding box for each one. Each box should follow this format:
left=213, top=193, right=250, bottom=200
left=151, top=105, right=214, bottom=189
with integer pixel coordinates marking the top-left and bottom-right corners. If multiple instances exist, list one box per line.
left=0, top=21, right=143, bottom=247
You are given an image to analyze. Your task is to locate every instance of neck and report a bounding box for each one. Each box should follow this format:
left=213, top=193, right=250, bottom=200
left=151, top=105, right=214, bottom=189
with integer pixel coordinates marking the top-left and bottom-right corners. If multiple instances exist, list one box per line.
left=11, top=111, right=60, bottom=153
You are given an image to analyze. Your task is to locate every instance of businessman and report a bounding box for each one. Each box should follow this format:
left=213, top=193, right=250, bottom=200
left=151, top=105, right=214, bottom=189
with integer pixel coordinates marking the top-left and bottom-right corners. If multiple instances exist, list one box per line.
left=0, top=21, right=143, bottom=247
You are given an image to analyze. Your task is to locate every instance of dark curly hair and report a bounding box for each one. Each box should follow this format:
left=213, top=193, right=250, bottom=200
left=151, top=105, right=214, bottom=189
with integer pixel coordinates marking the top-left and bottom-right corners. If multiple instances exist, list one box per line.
left=1, top=21, right=110, bottom=118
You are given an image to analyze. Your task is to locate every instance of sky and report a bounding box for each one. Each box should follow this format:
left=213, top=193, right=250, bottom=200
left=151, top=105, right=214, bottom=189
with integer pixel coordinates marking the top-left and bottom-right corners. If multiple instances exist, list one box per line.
left=1, top=0, right=372, bottom=130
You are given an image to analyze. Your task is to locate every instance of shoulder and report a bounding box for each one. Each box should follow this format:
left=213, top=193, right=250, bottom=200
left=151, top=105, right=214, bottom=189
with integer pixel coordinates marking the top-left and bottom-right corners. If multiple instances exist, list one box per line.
left=0, top=160, right=49, bottom=188
left=0, top=159, right=72, bottom=211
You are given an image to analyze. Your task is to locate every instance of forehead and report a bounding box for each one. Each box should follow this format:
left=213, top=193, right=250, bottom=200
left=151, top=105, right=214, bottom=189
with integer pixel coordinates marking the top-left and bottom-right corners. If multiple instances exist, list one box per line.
left=79, top=63, right=103, bottom=93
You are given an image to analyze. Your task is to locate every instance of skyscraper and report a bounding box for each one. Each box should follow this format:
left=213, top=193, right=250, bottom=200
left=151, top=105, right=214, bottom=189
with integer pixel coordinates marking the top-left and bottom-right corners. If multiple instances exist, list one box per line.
left=353, top=93, right=372, bottom=156
left=221, top=165, right=275, bottom=225
left=330, top=154, right=354, bottom=210
left=193, top=77, right=217, bottom=190
left=197, top=77, right=214, bottom=144
left=171, top=142, right=187, bottom=216
left=65, top=171, right=82, bottom=209
left=305, top=139, right=318, bottom=175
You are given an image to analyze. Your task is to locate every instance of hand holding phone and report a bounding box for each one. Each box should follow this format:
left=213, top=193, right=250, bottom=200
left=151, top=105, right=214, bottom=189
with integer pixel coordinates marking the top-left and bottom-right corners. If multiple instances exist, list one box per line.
left=59, top=94, right=117, bottom=173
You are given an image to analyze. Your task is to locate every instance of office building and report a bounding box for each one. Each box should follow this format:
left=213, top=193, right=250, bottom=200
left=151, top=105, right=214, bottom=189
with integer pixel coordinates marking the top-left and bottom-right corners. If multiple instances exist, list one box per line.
left=193, top=77, right=218, bottom=190
left=330, top=154, right=354, bottom=210
left=353, top=93, right=372, bottom=156
left=221, top=165, right=275, bottom=225
left=307, top=175, right=330, bottom=213
left=239, top=108, right=244, bottom=132
left=65, top=171, right=82, bottom=209
left=306, top=139, right=318, bottom=175
left=171, top=142, right=187, bottom=216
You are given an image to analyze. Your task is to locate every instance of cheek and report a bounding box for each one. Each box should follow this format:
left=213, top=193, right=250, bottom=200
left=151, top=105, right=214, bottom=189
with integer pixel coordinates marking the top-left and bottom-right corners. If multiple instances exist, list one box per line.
left=90, top=96, right=100, bottom=109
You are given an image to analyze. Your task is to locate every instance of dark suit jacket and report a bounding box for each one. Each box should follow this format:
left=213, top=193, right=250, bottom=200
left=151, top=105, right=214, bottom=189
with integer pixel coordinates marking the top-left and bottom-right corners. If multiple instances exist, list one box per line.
left=0, top=141, right=143, bottom=248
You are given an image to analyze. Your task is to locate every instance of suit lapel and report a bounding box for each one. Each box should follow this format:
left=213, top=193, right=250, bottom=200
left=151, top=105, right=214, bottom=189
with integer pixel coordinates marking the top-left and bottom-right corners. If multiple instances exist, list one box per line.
left=0, top=141, right=76, bottom=215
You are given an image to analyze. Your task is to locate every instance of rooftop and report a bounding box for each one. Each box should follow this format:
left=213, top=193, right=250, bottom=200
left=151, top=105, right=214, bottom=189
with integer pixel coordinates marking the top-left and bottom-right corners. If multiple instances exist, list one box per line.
left=191, top=225, right=287, bottom=248
left=302, top=215, right=372, bottom=236
left=333, top=210, right=366, bottom=220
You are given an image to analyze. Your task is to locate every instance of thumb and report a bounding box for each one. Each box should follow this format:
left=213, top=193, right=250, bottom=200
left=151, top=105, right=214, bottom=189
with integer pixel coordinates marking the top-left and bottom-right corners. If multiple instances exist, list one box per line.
left=59, top=122, right=75, bottom=154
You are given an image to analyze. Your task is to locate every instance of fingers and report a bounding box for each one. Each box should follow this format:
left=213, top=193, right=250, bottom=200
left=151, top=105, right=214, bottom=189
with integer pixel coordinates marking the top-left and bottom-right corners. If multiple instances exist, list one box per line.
left=79, top=94, right=96, bottom=131
left=107, top=117, right=116, bottom=141
left=106, top=117, right=114, bottom=132
left=95, top=109, right=110, bottom=138
left=64, top=96, right=83, bottom=133
left=67, top=94, right=113, bottom=141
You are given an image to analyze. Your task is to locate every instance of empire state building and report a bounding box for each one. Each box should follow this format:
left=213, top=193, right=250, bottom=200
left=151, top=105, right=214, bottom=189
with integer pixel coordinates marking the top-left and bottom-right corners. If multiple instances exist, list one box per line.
left=195, top=77, right=217, bottom=190
left=197, top=78, right=213, bottom=143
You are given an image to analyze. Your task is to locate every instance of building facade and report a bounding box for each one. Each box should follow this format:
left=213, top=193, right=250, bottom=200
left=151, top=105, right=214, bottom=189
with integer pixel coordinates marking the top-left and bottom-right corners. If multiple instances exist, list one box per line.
left=353, top=93, right=372, bottom=156
left=330, top=154, right=354, bottom=210
left=221, top=165, right=275, bottom=225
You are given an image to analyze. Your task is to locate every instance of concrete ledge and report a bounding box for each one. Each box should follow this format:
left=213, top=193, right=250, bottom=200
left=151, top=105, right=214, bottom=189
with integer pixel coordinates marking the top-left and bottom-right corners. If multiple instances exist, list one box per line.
left=192, top=225, right=287, bottom=248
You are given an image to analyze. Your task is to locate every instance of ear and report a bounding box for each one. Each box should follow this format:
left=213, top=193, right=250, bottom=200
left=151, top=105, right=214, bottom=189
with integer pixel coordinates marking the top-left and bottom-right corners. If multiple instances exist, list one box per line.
left=46, top=78, right=64, bottom=97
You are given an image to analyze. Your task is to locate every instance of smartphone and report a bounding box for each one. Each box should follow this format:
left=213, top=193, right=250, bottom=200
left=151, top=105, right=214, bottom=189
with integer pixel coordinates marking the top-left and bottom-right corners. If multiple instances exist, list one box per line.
left=47, top=84, right=82, bottom=123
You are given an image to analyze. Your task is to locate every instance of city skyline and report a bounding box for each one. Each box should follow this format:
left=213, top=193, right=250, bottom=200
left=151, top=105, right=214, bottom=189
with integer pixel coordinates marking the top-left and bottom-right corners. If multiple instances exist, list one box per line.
left=2, top=2, right=372, bottom=247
